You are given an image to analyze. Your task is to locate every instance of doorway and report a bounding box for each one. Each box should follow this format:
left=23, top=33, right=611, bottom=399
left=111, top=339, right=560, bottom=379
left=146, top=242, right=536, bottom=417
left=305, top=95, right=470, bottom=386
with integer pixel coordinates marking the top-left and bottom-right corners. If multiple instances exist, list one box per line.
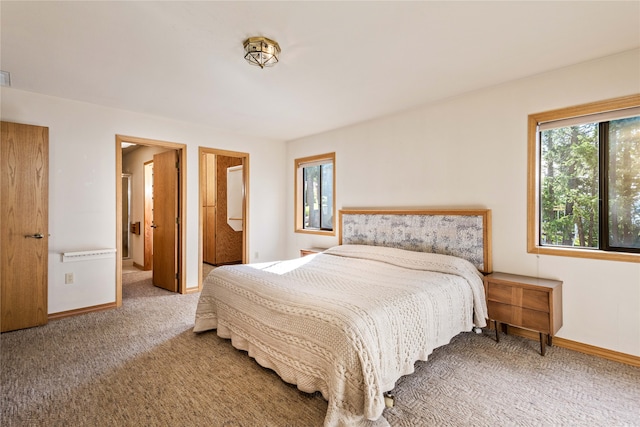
left=198, top=147, right=249, bottom=290
left=115, top=135, right=187, bottom=306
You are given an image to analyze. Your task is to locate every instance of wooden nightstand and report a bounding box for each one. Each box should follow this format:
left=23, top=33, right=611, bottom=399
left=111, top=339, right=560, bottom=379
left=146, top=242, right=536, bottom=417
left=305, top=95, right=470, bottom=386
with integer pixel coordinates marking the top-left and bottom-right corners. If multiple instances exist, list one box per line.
left=300, top=247, right=327, bottom=257
left=484, top=272, right=563, bottom=356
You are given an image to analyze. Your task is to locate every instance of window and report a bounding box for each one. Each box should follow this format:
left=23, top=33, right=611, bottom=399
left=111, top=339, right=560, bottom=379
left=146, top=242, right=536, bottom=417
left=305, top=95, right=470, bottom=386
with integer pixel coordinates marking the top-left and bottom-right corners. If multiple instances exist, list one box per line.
left=295, top=153, right=335, bottom=235
left=528, top=95, right=640, bottom=262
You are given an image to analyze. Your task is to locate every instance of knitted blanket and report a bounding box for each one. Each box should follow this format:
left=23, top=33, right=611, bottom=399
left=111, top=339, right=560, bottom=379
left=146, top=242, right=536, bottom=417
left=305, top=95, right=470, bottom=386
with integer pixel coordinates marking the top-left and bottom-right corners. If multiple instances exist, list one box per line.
left=194, top=245, right=487, bottom=426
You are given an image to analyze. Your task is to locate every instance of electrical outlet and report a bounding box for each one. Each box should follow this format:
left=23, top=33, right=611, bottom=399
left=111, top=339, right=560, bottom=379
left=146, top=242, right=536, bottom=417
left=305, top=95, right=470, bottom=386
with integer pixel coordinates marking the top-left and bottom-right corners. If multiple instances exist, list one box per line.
left=65, top=273, right=74, bottom=284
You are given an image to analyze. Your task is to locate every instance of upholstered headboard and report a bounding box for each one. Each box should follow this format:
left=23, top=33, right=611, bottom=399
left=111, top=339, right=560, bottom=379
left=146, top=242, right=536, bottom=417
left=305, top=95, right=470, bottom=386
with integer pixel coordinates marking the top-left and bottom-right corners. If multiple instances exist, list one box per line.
left=339, top=209, right=492, bottom=273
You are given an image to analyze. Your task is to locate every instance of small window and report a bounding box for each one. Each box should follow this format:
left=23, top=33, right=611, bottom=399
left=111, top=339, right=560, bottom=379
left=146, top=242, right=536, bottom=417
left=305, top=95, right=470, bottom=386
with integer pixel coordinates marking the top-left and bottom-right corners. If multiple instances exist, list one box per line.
left=295, top=153, right=335, bottom=235
left=528, top=95, right=640, bottom=262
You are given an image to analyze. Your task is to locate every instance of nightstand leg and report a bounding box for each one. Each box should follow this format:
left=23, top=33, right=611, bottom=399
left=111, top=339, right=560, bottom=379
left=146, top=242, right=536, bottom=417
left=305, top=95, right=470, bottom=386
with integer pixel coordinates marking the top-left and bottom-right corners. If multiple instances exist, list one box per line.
left=539, top=333, right=546, bottom=356
left=548, top=335, right=553, bottom=346
left=494, top=320, right=499, bottom=342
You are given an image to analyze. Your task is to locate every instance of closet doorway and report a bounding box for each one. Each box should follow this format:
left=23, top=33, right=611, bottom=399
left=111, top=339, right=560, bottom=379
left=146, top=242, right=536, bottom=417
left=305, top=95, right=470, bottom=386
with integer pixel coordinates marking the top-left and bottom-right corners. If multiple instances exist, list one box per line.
left=115, top=135, right=187, bottom=306
left=199, top=147, right=249, bottom=289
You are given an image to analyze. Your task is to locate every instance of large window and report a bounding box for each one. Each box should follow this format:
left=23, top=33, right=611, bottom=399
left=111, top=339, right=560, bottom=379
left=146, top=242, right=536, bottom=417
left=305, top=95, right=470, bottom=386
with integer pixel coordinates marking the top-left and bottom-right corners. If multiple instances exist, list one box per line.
left=295, top=153, right=335, bottom=235
left=528, top=95, right=640, bottom=262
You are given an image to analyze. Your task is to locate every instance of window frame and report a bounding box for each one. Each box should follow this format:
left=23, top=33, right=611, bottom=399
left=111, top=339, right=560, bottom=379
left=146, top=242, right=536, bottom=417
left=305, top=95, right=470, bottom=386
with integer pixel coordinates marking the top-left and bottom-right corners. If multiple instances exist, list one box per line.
left=527, top=94, right=640, bottom=263
left=294, top=152, right=336, bottom=236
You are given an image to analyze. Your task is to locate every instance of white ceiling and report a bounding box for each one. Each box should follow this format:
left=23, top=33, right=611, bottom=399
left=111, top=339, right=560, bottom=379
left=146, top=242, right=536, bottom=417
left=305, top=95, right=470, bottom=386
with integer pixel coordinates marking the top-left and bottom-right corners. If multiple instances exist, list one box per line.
left=1, top=1, right=639, bottom=141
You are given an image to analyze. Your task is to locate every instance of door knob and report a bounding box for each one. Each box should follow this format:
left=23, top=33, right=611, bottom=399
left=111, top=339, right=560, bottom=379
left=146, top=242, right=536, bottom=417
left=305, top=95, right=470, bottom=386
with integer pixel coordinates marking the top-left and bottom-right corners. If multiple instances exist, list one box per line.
left=25, top=233, right=44, bottom=239
left=150, top=224, right=158, bottom=229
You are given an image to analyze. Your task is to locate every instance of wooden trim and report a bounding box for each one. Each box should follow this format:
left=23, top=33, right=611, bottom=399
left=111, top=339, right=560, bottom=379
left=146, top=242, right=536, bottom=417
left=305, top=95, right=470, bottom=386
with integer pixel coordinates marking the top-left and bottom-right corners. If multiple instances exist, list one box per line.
left=529, top=94, right=640, bottom=125
left=198, top=147, right=250, bottom=292
left=555, top=337, right=640, bottom=368
left=116, top=135, right=187, bottom=303
left=178, top=148, right=187, bottom=294
left=502, top=325, right=640, bottom=368
left=48, top=302, right=117, bottom=320
left=295, top=228, right=336, bottom=236
left=527, top=94, right=640, bottom=263
left=527, top=113, right=539, bottom=256
left=483, top=209, right=493, bottom=274
left=294, top=152, right=336, bottom=236
left=115, top=137, right=123, bottom=306
left=529, top=245, right=639, bottom=263
left=338, top=208, right=493, bottom=273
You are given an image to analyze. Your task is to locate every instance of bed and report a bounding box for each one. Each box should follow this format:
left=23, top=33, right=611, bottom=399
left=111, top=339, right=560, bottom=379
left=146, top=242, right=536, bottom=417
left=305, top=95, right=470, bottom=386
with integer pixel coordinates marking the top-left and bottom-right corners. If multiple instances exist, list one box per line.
left=194, top=209, right=492, bottom=426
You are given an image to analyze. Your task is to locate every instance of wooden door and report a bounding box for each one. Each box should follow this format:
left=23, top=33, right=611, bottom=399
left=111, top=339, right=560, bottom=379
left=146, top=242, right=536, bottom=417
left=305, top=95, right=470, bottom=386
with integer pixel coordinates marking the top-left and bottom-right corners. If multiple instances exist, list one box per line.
left=202, top=152, right=216, bottom=264
left=1, top=121, right=49, bottom=332
left=152, top=150, right=179, bottom=292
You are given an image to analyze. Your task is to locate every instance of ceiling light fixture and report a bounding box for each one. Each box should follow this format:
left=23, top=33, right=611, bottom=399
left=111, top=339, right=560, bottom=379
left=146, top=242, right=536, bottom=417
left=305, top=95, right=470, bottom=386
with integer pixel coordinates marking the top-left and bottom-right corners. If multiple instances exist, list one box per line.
left=243, top=37, right=280, bottom=69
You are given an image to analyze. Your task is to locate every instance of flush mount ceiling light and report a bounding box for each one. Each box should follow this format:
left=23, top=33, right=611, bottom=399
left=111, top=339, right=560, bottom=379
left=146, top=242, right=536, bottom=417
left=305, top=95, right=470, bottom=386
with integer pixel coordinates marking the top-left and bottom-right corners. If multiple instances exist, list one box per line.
left=243, top=36, right=280, bottom=69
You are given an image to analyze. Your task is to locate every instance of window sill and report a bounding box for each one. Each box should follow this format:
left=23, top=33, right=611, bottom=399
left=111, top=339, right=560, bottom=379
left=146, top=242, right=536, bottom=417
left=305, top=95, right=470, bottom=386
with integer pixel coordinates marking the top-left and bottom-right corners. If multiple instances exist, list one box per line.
left=528, top=245, right=640, bottom=263
left=295, top=228, right=336, bottom=237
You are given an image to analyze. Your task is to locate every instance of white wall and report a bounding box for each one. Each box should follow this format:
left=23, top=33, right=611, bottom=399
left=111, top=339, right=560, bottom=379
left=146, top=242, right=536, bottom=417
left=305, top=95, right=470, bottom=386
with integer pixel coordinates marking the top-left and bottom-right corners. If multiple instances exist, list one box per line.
left=285, top=49, right=640, bottom=357
left=1, top=88, right=287, bottom=314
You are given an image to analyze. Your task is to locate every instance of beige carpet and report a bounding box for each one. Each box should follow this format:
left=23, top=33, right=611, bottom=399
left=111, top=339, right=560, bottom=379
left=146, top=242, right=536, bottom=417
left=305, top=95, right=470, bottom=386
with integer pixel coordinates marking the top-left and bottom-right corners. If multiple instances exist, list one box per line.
left=2, top=270, right=639, bottom=427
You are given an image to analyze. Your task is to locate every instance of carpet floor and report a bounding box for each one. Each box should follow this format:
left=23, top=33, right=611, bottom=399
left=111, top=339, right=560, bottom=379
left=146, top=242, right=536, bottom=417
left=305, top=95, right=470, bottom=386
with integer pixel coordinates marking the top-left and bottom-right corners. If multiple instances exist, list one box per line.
left=1, top=270, right=639, bottom=426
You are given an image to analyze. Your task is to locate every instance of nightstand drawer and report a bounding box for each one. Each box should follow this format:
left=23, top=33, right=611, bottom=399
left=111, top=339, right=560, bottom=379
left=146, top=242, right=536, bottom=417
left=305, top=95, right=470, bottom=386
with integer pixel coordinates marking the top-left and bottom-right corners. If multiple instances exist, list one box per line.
left=300, top=247, right=327, bottom=257
left=487, top=283, right=550, bottom=312
left=522, top=288, right=550, bottom=312
left=487, top=301, right=551, bottom=333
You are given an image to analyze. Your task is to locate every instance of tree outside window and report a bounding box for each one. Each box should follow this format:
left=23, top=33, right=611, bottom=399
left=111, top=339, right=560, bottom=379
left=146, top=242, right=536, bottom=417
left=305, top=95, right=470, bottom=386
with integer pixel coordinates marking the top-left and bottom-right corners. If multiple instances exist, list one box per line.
left=540, top=123, right=600, bottom=248
left=295, top=153, right=335, bottom=235
left=606, top=118, right=640, bottom=250
left=529, top=95, right=640, bottom=261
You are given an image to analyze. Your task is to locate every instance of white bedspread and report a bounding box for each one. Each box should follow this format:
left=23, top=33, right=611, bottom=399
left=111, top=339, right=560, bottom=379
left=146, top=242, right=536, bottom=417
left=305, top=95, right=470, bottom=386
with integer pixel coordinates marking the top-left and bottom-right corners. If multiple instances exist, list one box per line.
left=194, top=244, right=488, bottom=426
